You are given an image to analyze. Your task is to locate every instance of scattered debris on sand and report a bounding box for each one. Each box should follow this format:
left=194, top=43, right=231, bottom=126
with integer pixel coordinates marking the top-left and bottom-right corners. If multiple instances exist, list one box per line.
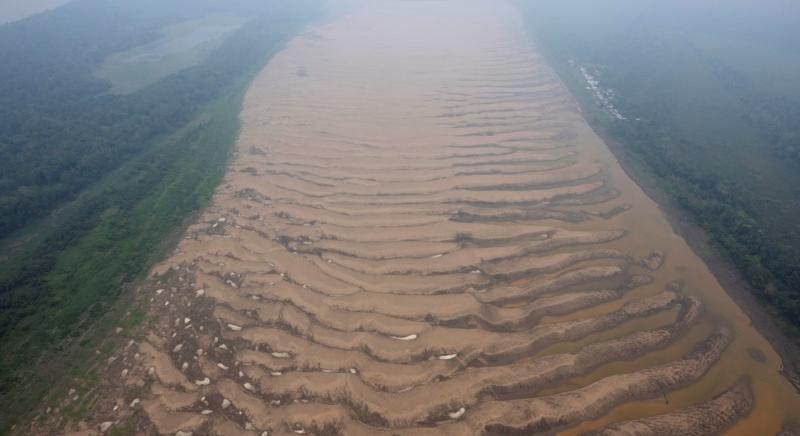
left=30, top=1, right=799, bottom=434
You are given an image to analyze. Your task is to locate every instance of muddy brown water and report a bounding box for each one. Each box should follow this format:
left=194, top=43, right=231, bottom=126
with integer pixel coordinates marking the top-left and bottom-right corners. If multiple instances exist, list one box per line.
left=109, top=1, right=800, bottom=434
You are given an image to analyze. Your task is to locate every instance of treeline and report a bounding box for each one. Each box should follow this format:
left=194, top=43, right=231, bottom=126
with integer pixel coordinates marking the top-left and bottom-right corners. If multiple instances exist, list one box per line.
left=0, top=0, right=321, bottom=429
left=514, top=0, right=800, bottom=334
left=743, top=94, right=800, bottom=163
left=610, top=119, right=800, bottom=331
left=0, top=0, right=319, bottom=237
left=602, top=37, right=800, bottom=332
left=0, top=0, right=319, bottom=339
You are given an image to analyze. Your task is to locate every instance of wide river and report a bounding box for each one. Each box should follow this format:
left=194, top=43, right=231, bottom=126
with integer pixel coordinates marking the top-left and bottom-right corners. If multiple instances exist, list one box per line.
left=101, top=1, right=800, bottom=434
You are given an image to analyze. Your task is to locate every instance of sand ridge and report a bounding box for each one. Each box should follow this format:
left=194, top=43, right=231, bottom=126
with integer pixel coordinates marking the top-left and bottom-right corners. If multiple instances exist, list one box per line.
left=56, top=1, right=800, bottom=435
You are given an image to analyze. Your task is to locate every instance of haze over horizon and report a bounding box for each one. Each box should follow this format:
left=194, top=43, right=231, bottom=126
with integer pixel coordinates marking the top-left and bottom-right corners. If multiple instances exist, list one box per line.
left=0, top=0, right=73, bottom=24
left=0, top=1, right=799, bottom=434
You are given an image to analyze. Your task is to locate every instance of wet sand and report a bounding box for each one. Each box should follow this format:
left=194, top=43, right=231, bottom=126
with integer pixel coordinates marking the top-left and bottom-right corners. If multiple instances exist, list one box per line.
left=64, top=0, right=800, bottom=434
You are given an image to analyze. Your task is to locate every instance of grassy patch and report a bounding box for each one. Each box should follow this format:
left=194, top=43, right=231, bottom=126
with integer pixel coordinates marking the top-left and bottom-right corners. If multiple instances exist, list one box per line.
left=0, top=2, right=324, bottom=431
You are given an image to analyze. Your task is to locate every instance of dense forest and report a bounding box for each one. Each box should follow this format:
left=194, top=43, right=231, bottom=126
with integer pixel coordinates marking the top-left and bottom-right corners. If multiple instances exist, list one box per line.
left=515, top=0, right=800, bottom=333
left=0, top=0, right=317, bottom=237
left=0, top=0, right=322, bottom=430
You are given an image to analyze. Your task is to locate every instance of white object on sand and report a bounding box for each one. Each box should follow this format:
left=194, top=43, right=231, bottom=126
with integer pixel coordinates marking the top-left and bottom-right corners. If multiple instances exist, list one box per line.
left=448, top=407, right=466, bottom=419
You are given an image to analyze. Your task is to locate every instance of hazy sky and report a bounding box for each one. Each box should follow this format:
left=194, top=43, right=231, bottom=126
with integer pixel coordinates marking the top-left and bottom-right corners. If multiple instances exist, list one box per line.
left=0, top=0, right=72, bottom=25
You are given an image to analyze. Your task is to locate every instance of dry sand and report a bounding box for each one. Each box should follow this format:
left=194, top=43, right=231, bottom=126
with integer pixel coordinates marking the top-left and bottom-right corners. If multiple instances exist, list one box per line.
left=47, top=0, right=800, bottom=435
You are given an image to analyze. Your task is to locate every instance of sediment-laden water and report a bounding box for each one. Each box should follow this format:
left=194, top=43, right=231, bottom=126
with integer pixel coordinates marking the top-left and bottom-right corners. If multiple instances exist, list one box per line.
left=71, top=1, right=800, bottom=434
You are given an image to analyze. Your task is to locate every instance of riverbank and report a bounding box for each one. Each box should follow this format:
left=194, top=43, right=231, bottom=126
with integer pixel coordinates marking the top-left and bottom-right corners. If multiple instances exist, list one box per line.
left=595, top=123, right=800, bottom=393
left=37, top=1, right=800, bottom=434
left=512, top=0, right=800, bottom=398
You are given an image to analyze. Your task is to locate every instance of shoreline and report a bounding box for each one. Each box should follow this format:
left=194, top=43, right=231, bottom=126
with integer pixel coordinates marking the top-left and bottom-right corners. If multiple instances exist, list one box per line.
left=516, top=6, right=800, bottom=398
left=21, top=2, right=800, bottom=432
left=592, top=122, right=800, bottom=394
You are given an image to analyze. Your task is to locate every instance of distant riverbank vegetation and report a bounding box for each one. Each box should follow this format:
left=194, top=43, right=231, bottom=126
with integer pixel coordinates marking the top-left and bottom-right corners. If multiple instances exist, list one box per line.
left=0, top=0, right=322, bottom=430
left=515, top=0, right=800, bottom=334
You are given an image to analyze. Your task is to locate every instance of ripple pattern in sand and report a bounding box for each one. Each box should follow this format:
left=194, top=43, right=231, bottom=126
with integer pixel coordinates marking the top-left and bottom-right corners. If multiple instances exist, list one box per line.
left=116, top=1, right=770, bottom=435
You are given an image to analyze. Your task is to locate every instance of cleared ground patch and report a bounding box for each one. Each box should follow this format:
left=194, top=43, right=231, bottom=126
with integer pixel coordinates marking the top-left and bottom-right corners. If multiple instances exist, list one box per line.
left=94, top=14, right=249, bottom=94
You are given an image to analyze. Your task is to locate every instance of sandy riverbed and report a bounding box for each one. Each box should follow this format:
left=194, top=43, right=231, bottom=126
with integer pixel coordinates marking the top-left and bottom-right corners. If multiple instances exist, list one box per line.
left=54, top=1, right=800, bottom=435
